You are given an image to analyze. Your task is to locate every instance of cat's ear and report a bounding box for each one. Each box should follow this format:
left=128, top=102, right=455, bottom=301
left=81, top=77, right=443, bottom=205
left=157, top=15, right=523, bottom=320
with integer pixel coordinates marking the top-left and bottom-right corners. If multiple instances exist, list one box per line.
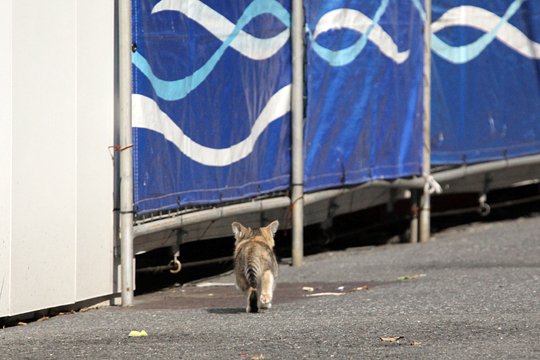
left=231, top=222, right=247, bottom=243
left=266, top=220, right=279, bottom=237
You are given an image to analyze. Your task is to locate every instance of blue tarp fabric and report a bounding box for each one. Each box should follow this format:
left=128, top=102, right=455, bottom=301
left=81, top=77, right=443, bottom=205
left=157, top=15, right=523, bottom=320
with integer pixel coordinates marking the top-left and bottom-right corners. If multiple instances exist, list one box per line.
left=431, top=0, right=540, bottom=164
left=303, top=0, right=425, bottom=192
left=131, top=0, right=540, bottom=216
left=132, top=0, right=292, bottom=214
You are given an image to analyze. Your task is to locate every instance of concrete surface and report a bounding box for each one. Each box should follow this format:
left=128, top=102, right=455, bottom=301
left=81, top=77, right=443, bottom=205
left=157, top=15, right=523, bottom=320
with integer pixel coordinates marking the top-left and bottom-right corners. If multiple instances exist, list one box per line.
left=1, top=214, right=539, bottom=359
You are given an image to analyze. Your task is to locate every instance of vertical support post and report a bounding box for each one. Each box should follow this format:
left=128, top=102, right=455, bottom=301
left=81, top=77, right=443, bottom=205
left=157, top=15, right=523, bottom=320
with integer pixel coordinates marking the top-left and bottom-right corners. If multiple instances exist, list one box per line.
left=419, top=0, right=432, bottom=242
left=118, top=0, right=134, bottom=306
left=291, top=0, right=305, bottom=267
left=112, top=0, right=121, bottom=304
left=409, top=189, right=419, bottom=243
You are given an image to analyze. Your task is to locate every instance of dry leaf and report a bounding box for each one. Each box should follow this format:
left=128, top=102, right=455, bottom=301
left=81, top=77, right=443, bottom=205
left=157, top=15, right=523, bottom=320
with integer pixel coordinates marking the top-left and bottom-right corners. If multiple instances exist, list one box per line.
left=379, top=336, right=404, bottom=342
left=302, top=286, right=315, bottom=292
left=239, top=354, right=264, bottom=360
left=17, top=322, right=27, bottom=326
left=128, top=330, right=148, bottom=337
left=410, top=340, right=421, bottom=346
left=398, top=274, right=426, bottom=281
left=353, top=285, right=369, bottom=291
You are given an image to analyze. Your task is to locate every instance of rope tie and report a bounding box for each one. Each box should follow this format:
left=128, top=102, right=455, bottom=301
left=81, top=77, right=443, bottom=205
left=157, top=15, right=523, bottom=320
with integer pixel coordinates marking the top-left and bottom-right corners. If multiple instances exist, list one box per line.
left=282, top=195, right=304, bottom=236
left=424, top=175, right=443, bottom=195
left=108, top=144, right=133, bottom=159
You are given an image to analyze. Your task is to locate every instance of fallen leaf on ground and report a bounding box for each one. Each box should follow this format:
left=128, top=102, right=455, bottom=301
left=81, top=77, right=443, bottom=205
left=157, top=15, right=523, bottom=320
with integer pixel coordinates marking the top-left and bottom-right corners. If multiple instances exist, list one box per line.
left=302, top=286, right=315, bottom=292
left=240, top=354, right=265, bottom=360
left=128, top=330, right=148, bottom=337
left=17, top=322, right=27, bottom=326
left=379, top=336, right=404, bottom=342
left=410, top=340, right=421, bottom=346
left=353, top=285, right=369, bottom=291
left=398, top=274, right=426, bottom=281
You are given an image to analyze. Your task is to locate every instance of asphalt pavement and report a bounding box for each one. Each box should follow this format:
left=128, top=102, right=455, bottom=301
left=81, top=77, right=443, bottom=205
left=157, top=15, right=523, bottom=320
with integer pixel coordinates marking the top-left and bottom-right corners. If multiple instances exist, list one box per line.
left=1, top=213, right=539, bottom=359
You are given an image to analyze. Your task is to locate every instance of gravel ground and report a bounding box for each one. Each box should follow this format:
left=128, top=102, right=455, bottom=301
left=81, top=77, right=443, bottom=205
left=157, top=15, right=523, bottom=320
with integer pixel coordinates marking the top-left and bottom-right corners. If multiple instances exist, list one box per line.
left=1, top=214, right=539, bottom=359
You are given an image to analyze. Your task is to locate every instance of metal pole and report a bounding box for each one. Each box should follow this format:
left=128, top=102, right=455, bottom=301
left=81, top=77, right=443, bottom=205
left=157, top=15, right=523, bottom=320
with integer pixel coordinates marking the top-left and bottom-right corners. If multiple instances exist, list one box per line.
left=419, top=0, right=432, bottom=242
left=410, top=190, right=419, bottom=243
left=118, top=0, right=134, bottom=306
left=133, top=196, right=291, bottom=239
left=291, top=0, right=305, bottom=267
left=433, top=154, right=540, bottom=183
left=129, top=151, right=540, bottom=251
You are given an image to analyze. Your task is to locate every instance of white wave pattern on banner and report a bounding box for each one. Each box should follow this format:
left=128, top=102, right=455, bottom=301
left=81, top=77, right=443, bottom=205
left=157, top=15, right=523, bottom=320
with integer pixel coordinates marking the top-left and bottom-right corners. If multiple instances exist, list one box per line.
left=133, top=1, right=540, bottom=167
left=431, top=4, right=540, bottom=63
left=133, top=85, right=291, bottom=167
left=133, top=0, right=290, bottom=101
left=310, top=0, right=540, bottom=65
left=152, top=0, right=290, bottom=61
left=310, top=7, right=410, bottom=65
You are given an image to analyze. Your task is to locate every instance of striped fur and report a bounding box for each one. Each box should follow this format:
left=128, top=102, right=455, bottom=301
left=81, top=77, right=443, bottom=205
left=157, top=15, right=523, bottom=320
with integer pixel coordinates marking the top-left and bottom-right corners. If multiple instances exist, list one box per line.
left=232, top=220, right=279, bottom=313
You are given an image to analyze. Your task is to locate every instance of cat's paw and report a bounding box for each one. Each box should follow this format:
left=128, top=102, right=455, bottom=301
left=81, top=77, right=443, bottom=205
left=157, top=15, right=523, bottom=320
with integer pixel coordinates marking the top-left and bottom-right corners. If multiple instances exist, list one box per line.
left=260, top=293, right=272, bottom=305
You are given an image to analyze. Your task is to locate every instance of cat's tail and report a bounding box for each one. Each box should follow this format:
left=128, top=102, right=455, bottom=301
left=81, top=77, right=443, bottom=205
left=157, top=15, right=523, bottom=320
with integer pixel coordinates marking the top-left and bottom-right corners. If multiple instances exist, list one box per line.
left=245, top=263, right=259, bottom=290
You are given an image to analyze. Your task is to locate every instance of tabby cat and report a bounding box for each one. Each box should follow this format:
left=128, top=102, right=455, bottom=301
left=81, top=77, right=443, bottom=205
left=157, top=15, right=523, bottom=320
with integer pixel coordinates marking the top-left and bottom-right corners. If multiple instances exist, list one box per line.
left=232, top=220, right=279, bottom=313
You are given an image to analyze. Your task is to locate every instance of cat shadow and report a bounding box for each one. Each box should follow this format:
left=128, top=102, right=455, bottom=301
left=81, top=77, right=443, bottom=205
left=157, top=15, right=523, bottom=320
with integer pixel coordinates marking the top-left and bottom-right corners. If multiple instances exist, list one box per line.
left=207, top=307, right=245, bottom=315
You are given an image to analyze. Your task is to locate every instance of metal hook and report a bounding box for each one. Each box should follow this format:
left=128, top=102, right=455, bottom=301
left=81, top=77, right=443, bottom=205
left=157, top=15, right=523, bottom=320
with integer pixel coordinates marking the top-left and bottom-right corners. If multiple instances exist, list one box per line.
left=169, top=251, right=181, bottom=274
left=478, top=194, right=491, bottom=217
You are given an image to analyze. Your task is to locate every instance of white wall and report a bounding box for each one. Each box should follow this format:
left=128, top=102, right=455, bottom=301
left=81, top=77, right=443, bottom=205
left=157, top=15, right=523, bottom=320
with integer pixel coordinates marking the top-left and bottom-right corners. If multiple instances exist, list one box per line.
left=11, top=0, right=78, bottom=315
left=0, top=0, right=13, bottom=317
left=76, top=1, right=116, bottom=301
left=0, top=0, right=115, bottom=317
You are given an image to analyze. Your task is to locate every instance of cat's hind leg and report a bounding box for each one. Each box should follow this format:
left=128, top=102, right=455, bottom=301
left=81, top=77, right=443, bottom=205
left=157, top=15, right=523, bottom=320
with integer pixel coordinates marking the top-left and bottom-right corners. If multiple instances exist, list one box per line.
left=258, top=270, right=274, bottom=309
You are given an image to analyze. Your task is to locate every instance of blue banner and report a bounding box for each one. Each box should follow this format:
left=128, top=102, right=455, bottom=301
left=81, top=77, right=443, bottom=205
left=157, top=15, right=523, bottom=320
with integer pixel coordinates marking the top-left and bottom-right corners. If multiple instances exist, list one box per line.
left=131, top=0, right=540, bottom=216
left=304, top=0, right=424, bottom=191
left=132, top=0, right=292, bottom=215
left=431, top=0, right=540, bottom=164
